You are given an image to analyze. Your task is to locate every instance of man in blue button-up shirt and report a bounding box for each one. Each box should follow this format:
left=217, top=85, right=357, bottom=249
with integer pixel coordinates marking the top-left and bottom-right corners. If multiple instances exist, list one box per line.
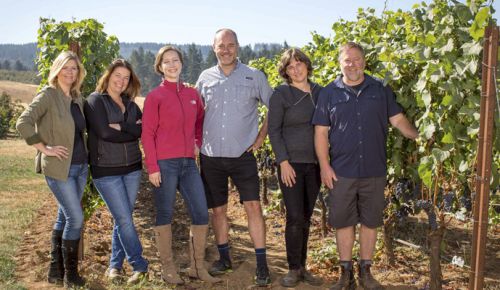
left=312, top=42, right=418, bottom=290
left=196, top=28, right=273, bottom=287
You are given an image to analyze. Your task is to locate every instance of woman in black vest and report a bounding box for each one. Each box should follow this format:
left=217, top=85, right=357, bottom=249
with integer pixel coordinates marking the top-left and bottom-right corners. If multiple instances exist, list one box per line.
left=84, top=59, right=148, bottom=285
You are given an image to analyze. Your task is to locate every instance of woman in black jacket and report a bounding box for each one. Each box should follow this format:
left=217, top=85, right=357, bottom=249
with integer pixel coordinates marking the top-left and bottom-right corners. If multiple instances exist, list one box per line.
left=84, top=59, right=148, bottom=285
left=268, top=48, right=323, bottom=288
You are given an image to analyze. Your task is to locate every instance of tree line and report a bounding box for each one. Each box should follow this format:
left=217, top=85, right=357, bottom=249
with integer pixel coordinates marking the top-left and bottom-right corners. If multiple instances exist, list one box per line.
left=0, top=42, right=286, bottom=90
left=127, top=42, right=287, bottom=95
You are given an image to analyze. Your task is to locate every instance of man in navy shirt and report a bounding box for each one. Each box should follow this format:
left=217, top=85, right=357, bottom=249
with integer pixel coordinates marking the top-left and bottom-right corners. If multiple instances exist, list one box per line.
left=312, top=42, right=418, bottom=290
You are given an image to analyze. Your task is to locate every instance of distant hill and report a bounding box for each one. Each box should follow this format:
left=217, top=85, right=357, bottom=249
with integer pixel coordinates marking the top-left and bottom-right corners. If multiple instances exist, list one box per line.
left=0, top=42, right=282, bottom=70
left=0, top=43, right=37, bottom=70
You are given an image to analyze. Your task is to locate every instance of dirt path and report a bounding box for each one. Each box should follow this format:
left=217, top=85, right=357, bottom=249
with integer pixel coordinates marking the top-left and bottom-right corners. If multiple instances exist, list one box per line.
left=13, top=175, right=500, bottom=289
left=14, top=177, right=326, bottom=290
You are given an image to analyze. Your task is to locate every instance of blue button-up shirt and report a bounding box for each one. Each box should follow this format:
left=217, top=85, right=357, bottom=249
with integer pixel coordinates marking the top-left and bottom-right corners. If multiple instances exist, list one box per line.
left=312, top=74, right=402, bottom=178
left=196, top=61, right=272, bottom=157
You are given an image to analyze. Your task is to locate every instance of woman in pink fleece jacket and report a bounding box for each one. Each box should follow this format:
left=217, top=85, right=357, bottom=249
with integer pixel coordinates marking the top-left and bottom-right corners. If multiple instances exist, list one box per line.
left=141, top=45, right=220, bottom=285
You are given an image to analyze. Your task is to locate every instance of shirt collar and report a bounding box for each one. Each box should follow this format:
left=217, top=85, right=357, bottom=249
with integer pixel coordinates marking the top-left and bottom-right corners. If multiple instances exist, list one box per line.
left=216, top=59, right=242, bottom=77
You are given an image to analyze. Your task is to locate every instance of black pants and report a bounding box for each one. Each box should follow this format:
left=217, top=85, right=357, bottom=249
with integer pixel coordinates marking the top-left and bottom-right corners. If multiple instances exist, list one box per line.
left=278, top=163, right=320, bottom=270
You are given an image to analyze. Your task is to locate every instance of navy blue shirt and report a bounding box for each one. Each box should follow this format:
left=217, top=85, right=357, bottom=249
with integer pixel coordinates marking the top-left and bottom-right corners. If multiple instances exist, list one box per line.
left=312, top=74, right=402, bottom=178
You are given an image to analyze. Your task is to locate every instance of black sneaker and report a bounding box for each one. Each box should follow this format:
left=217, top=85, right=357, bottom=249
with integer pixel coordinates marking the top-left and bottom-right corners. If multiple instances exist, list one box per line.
left=209, top=259, right=233, bottom=276
left=255, top=266, right=271, bottom=287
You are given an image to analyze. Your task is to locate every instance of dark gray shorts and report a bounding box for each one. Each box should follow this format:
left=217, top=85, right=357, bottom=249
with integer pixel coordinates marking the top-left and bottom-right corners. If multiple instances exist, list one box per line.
left=327, top=176, right=386, bottom=229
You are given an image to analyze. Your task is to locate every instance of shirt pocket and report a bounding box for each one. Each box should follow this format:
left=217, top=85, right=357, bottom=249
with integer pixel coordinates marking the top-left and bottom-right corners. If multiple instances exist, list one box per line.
left=234, top=80, right=256, bottom=113
left=329, top=94, right=350, bottom=129
left=202, top=80, right=219, bottom=107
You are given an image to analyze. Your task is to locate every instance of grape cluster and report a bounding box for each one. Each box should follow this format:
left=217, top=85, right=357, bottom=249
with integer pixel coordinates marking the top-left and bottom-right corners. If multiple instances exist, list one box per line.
left=256, top=150, right=276, bottom=174
left=458, top=186, right=473, bottom=212
left=442, top=191, right=455, bottom=212
left=395, top=204, right=412, bottom=222
left=414, top=199, right=438, bottom=230
left=394, top=178, right=414, bottom=202
left=459, top=195, right=472, bottom=211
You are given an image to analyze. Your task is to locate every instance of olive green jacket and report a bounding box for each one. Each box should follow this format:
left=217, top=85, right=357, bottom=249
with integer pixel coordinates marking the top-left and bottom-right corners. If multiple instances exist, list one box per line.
left=16, top=86, right=87, bottom=181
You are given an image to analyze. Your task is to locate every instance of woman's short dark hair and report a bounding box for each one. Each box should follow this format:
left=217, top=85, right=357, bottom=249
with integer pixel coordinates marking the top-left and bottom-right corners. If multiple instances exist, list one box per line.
left=154, top=45, right=184, bottom=76
left=278, top=48, right=313, bottom=84
left=96, top=59, right=141, bottom=99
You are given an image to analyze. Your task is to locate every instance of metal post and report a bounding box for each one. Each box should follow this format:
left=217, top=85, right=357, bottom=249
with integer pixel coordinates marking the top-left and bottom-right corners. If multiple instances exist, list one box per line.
left=469, top=24, right=498, bottom=290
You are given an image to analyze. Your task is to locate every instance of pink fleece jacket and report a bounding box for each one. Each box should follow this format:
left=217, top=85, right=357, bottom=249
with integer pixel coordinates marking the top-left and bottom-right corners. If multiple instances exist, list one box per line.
left=141, top=80, right=204, bottom=174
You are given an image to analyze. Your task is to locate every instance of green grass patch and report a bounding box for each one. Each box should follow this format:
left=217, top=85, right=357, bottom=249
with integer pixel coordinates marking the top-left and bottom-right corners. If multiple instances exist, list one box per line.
left=0, top=140, right=48, bottom=289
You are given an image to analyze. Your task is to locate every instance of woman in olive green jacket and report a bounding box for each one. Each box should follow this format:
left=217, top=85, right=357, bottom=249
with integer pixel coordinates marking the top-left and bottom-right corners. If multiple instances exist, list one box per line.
left=16, top=51, right=88, bottom=288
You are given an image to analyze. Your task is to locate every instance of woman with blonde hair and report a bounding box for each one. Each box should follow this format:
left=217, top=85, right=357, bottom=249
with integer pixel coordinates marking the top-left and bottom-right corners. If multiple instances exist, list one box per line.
left=84, top=59, right=148, bottom=285
left=16, top=51, right=88, bottom=287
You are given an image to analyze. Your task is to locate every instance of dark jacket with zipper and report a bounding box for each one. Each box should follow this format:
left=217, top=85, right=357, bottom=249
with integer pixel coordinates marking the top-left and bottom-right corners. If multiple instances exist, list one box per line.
left=268, top=82, right=323, bottom=165
left=84, top=92, right=142, bottom=178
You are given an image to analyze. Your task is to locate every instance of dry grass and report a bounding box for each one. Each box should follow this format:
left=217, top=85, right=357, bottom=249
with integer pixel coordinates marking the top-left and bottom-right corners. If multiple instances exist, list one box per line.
left=0, top=80, right=38, bottom=105
left=0, top=139, right=49, bottom=289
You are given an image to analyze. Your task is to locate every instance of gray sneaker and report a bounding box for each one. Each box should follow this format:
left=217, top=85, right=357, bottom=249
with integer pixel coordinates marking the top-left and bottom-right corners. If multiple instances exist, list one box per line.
left=209, top=259, right=233, bottom=276
left=255, top=265, right=271, bottom=287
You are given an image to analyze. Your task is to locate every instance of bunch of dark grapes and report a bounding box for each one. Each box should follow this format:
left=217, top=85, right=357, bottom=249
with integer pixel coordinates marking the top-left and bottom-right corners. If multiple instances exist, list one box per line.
left=410, top=183, right=421, bottom=201
left=442, top=191, right=455, bottom=212
left=395, top=204, right=412, bottom=222
left=414, top=199, right=438, bottom=230
left=459, top=186, right=473, bottom=212
left=459, top=195, right=472, bottom=211
left=392, top=178, right=414, bottom=204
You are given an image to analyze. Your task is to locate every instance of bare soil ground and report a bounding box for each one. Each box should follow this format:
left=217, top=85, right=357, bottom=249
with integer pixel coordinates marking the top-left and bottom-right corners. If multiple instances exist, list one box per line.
left=11, top=173, right=500, bottom=290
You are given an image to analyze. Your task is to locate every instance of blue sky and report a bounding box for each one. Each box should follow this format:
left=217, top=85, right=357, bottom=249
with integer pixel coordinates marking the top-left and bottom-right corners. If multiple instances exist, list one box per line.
left=1, top=0, right=498, bottom=46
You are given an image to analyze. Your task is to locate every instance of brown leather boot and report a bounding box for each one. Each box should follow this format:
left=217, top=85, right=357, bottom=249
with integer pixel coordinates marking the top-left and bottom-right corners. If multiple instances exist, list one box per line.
left=358, top=263, right=384, bottom=290
left=188, top=225, right=222, bottom=283
left=153, top=224, right=184, bottom=285
left=330, top=266, right=356, bottom=290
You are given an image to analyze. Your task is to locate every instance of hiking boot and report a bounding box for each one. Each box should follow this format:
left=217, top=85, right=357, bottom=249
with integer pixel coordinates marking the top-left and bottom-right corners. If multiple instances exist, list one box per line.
left=280, top=269, right=301, bottom=287
left=301, top=267, right=323, bottom=286
left=209, top=259, right=232, bottom=276
left=330, top=267, right=355, bottom=290
left=47, top=230, right=64, bottom=284
left=255, top=265, right=271, bottom=286
left=358, top=264, right=384, bottom=290
left=127, top=271, right=147, bottom=285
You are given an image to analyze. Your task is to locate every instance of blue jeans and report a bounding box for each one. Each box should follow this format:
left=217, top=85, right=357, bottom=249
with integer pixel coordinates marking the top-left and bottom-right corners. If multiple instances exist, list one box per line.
left=45, top=163, right=88, bottom=240
left=155, top=158, right=209, bottom=226
left=93, top=170, right=148, bottom=272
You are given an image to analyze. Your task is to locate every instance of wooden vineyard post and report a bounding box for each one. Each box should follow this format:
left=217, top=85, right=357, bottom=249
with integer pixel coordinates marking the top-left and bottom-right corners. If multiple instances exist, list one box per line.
left=468, top=24, right=498, bottom=290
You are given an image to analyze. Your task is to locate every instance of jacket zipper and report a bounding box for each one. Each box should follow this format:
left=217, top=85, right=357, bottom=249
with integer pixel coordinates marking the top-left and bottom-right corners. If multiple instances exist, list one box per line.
left=175, top=82, right=188, bottom=157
